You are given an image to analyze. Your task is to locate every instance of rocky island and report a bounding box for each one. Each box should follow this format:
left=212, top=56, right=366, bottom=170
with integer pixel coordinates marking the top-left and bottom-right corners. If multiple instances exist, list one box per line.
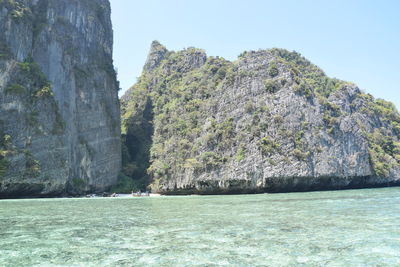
left=121, top=41, right=400, bottom=194
left=0, top=0, right=121, bottom=197
left=1, top=1, right=399, bottom=198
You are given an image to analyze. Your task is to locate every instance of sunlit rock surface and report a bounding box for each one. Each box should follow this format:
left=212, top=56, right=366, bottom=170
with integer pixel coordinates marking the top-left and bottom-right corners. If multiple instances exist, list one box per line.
left=122, top=42, right=400, bottom=194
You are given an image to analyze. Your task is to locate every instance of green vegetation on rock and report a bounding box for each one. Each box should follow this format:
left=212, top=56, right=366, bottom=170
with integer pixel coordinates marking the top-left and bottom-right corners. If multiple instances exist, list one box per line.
left=292, top=149, right=310, bottom=161
left=364, top=128, right=400, bottom=177
left=4, top=55, right=65, bottom=138
left=264, top=79, right=280, bottom=93
left=120, top=44, right=234, bottom=191
left=5, top=55, right=54, bottom=99
left=0, top=135, right=12, bottom=178
left=0, top=40, right=12, bottom=60
left=23, top=150, right=41, bottom=178
left=259, top=136, right=281, bottom=156
left=121, top=42, right=400, bottom=194
left=270, top=48, right=348, bottom=98
left=18, top=56, right=53, bottom=99
left=354, top=94, right=400, bottom=177
left=4, top=0, right=32, bottom=22
left=200, top=152, right=227, bottom=168
left=5, top=83, right=26, bottom=95
left=0, top=157, right=9, bottom=178
left=267, top=61, right=279, bottom=77
left=235, top=145, right=246, bottom=162
left=72, top=177, right=86, bottom=188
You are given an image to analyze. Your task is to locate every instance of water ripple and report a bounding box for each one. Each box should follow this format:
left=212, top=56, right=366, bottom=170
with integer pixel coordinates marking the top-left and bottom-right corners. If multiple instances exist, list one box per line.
left=0, top=188, right=400, bottom=266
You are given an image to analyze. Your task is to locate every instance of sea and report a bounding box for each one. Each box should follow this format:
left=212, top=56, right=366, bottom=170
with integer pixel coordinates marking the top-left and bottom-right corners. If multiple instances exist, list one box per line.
left=1, top=187, right=400, bottom=266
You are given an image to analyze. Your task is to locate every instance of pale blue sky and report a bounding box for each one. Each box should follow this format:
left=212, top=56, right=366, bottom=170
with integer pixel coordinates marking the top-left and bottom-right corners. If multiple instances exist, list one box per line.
left=111, top=0, right=399, bottom=108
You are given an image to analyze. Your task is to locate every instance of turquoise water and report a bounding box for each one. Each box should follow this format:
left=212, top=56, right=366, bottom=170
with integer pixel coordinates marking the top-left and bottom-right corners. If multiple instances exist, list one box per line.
left=1, top=188, right=400, bottom=266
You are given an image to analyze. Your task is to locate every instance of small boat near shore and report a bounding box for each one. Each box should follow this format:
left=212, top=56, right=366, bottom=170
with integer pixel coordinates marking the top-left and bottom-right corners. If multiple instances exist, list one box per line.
left=85, top=192, right=161, bottom=198
left=131, top=191, right=150, bottom=197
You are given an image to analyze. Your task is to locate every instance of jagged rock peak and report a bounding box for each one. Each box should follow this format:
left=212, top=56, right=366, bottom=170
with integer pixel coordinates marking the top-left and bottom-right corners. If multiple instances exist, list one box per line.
left=143, top=40, right=168, bottom=71
left=143, top=41, right=208, bottom=73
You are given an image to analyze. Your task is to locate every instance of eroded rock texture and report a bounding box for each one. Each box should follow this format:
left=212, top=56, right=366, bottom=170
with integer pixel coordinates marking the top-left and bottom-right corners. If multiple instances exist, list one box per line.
left=122, top=41, right=400, bottom=194
left=0, top=0, right=121, bottom=197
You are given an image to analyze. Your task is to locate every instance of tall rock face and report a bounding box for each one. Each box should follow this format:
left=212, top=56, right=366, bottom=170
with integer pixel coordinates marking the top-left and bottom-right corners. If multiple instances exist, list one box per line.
left=121, top=41, right=400, bottom=194
left=0, top=0, right=121, bottom=197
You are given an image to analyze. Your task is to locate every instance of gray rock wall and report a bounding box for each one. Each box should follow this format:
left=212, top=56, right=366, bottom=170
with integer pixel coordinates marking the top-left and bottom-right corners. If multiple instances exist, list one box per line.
left=0, top=0, right=121, bottom=197
left=122, top=42, right=400, bottom=194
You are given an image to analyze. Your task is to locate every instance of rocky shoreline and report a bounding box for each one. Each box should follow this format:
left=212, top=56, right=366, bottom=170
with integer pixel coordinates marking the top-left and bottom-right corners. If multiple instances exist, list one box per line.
left=159, top=176, right=400, bottom=195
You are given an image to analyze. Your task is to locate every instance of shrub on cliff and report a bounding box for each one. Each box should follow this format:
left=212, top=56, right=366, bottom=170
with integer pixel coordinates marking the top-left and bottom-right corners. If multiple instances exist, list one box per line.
left=267, top=61, right=279, bottom=77
left=264, top=79, right=280, bottom=93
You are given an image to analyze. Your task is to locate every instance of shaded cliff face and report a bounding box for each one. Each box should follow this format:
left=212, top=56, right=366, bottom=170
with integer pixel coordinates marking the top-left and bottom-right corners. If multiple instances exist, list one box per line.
left=121, top=41, right=400, bottom=194
left=0, top=0, right=121, bottom=197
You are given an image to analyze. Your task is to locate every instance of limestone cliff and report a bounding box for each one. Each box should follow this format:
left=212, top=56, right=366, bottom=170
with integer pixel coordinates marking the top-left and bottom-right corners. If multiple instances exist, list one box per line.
left=121, top=41, right=400, bottom=194
left=0, top=0, right=121, bottom=197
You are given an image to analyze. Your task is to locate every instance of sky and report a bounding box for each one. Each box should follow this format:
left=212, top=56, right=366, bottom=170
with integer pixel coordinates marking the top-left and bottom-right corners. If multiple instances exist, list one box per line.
left=110, top=0, right=400, bottom=108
